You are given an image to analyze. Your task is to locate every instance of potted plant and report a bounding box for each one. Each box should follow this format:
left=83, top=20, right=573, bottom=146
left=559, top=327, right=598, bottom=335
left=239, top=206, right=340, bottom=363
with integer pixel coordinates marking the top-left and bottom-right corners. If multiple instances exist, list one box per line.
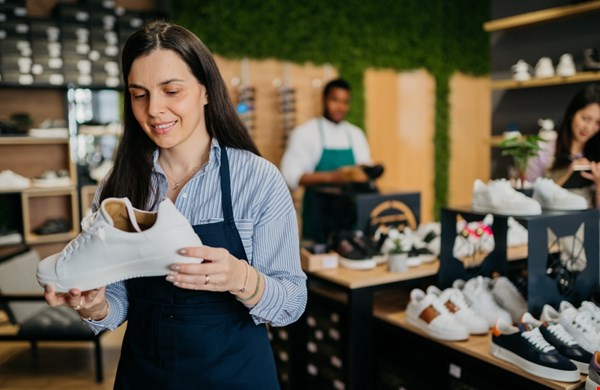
left=386, top=234, right=410, bottom=273
left=498, top=134, right=545, bottom=189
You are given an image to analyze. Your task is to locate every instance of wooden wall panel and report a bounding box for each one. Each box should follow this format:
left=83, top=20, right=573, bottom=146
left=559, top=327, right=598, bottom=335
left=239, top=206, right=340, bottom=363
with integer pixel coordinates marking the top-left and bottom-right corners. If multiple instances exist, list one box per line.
left=214, top=55, right=335, bottom=166
left=448, top=73, right=491, bottom=207
left=366, top=69, right=436, bottom=222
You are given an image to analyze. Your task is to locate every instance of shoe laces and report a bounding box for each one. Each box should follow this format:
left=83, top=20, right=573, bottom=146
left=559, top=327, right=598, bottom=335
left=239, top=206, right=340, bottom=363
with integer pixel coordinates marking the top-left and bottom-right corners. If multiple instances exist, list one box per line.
left=571, top=311, right=595, bottom=333
left=547, top=323, right=577, bottom=346
left=523, top=328, right=555, bottom=353
left=60, top=213, right=106, bottom=260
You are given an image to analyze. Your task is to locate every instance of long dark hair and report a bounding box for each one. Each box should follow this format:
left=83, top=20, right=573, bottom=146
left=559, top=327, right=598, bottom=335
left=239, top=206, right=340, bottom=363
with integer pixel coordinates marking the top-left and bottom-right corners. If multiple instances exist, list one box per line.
left=100, top=21, right=259, bottom=209
left=552, top=84, right=600, bottom=171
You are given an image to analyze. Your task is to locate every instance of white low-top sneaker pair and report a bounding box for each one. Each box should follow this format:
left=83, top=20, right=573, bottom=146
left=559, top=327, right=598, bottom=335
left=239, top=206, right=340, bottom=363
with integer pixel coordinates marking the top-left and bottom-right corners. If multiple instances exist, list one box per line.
left=405, top=288, right=469, bottom=341
left=426, top=285, right=489, bottom=335
left=37, top=197, right=203, bottom=292
left=532, top=178, right=588, bottom=211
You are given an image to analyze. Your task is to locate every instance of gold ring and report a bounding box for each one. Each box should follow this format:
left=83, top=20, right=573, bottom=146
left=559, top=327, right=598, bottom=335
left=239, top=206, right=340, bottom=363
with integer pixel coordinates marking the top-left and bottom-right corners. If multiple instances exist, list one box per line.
left=204, top=274, right=210, bottom=285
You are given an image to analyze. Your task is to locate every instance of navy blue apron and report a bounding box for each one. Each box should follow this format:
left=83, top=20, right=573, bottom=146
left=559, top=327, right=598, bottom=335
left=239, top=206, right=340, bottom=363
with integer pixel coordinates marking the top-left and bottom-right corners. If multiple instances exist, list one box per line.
left=114, top=146, right=279, bottom=389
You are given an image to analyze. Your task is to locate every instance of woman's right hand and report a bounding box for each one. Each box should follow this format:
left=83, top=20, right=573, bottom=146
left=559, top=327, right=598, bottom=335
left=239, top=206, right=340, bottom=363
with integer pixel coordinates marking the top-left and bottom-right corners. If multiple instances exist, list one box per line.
left=44, top=285, right=109, bottom=321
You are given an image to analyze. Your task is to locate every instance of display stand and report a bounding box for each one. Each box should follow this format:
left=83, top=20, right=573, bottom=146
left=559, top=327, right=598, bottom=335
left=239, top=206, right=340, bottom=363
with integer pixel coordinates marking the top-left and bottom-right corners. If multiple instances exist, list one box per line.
left=439, top=206, right=599, bottom=317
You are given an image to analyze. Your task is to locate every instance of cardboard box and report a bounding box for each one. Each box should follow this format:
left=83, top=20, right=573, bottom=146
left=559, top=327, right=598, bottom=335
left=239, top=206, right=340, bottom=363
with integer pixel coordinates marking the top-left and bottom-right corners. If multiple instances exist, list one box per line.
left=300, top=247, right=338, bottom=272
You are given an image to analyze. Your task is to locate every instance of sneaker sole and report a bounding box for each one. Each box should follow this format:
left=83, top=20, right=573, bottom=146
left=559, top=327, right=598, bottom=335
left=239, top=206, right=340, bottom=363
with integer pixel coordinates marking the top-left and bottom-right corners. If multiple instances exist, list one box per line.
left=472, top=204, right=541, bottom=216
left=571, top=358, right=589, bottom=375
left=405, top=315, right=469, bottom=341
left=489, top=342, right=580, bottom=382
left=37, top=253, right=203, bottom=292
left=586, top=376, right=600, bottom=390
left=339, top=257, right=376, bottom=270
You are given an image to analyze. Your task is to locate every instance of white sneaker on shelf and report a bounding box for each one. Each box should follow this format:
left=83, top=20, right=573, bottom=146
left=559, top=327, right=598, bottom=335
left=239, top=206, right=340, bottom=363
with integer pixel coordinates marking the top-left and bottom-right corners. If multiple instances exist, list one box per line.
left=0, top=170, right=31, bottom=190
left=578, top=301, right=600, bottom=331
left=534, top=57, right=555, bottom=78
left=511, top=59, right=532, bottom=81
left=426, top=285, right=489, bottom=335
left=532, top=178, right=588, bottom=211
left=507, top=217, right=528, bottom=247
left=472, top=179, right=542, bottom=216
left=545, top=302, right=600, bottom=354
left=454, top=276, right=512, bottom=328
left=32, top=170, right=71, bottom=188
left=491, top=276, right=528, bottom=323
left=416, top=222, right=440, bottom=257
left=556, top=53, right=576, bottom=77
left=89, top=160, right=114, bottom=182
left=37, top=197, right=203, bottom=292
left=405, top=288, right=469, bottom=341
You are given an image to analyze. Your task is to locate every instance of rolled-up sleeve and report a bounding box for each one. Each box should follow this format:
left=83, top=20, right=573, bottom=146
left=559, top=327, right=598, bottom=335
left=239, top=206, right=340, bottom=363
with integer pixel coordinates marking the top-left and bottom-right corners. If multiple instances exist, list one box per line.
left=249, top=211, right=307, bottom=326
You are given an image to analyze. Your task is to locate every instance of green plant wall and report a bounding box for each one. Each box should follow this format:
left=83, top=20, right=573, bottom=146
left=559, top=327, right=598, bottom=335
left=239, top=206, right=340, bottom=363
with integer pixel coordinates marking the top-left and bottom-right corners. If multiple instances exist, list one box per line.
left=172, top=0, right=489, bottom=217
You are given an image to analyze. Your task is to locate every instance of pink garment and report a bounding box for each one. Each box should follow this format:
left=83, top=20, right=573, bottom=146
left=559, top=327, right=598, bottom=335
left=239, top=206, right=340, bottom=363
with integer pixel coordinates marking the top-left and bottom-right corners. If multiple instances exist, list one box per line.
left=526, top=140, right=556, bottom=182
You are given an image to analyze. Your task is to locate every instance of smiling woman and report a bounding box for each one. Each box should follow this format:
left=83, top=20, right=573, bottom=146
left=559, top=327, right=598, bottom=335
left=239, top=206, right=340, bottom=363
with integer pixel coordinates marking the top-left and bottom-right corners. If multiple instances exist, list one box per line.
left=42, top=21, right=307, bottom=389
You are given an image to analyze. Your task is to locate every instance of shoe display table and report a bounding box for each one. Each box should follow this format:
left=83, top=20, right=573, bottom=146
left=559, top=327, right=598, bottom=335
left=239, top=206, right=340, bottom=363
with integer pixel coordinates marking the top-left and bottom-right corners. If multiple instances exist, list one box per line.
left=278, top=245, right=537, bottom=389
left=373, top=305, right=587, bottom=390
left=439, top=206, right=599, bottom=317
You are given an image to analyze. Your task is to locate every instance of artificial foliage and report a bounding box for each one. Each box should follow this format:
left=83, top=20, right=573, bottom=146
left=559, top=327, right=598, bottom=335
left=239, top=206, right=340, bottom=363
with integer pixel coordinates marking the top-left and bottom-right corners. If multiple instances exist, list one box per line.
left=171, top=0, right=490, bottom=217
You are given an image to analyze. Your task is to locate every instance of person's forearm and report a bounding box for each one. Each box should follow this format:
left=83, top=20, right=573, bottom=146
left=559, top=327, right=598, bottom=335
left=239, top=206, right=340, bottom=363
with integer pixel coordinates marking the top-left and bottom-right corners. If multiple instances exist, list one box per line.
left=298, top=171, right=335, bottom=187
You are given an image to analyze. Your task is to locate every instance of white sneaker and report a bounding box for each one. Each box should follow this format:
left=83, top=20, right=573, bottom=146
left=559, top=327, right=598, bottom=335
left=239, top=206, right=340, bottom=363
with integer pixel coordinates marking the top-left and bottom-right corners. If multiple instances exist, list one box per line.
left=507, top=217, right=528, bottom=247
left=37, top=197, right=203, bottom=292
left=552, top=301, right=600, bottom=354
left=578, top=301, right=600, bottom=331
left=491, top=276, right=528, bottom=323
left=511, top=59, right=532, bottom=81
left=535, top=57, right=555, bottom=78
left=454, top=276, right=512, bottom=328
left=472, top=179, right=541, bottom=216
left=426, top=285, right=489, bottom=335
left=32, top=170, right=71, bottom=188
left=0, top=170, right=31, bottom=190
left=556, top=53, right=576, bottom=77
left=416, top=222, right=440, bottom=257
left=532, top=178, right=588, bottom=210
left=405, top=288, right=469, bottom=341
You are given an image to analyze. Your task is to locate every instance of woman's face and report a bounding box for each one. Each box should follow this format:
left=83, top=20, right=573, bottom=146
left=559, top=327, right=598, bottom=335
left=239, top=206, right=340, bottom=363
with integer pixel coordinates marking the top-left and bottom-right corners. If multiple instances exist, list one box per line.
left=128, top=49, right=208, bottom=149
left=571, top=102, right=600, bottom=144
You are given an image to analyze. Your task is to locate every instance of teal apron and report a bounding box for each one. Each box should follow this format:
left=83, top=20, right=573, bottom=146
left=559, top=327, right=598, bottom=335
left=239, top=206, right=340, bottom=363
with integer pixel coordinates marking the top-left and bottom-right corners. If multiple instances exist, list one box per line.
left=302, top=118, right=355, bottom=241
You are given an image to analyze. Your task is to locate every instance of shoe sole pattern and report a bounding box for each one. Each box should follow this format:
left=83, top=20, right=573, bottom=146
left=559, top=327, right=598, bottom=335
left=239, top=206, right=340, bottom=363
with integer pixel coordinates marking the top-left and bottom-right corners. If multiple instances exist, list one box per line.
left=37, top=253, right=203, bottom=292
left=489, top=342, right=580, bottom=382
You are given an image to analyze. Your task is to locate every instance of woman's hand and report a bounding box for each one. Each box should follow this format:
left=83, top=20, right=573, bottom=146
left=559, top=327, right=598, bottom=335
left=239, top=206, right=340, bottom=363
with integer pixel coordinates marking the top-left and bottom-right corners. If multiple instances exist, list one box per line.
left=167, top=246, right=247, bottom=292
left=44, top=285, right=109, bottom=320
left=580, top=160, right=600, bottom=184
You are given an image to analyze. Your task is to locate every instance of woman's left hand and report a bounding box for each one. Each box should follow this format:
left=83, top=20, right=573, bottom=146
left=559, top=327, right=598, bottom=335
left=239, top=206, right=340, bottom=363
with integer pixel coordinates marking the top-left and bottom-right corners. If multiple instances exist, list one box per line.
left=166, top=246, right=247, bottom=292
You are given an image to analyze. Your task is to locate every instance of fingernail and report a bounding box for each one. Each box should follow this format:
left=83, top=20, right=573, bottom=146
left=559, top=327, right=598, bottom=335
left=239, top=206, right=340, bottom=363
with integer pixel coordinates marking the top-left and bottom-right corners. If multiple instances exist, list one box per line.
left=178, top=248, right=187, bottom=255
left=170, top=264, right=180, bottom=271
left=166, top=275, right=175, bottom=282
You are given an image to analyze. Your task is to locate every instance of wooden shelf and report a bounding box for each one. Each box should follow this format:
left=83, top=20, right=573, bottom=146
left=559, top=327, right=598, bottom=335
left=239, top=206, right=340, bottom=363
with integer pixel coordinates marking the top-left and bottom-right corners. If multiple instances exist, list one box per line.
left=374, top=310, right=586, bottom=390
left=491, top=71, right=600, bottom=90
left=0, top=136, right=69, bottom=145
left=24, top=231, right=77, bottom=245
left=483, top=0, right=600, bottom=31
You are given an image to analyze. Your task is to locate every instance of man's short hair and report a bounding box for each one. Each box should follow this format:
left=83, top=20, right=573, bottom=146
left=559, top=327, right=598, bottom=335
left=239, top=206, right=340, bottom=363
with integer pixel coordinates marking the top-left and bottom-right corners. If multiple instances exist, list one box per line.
left=323, top=78, right=351, bottom=100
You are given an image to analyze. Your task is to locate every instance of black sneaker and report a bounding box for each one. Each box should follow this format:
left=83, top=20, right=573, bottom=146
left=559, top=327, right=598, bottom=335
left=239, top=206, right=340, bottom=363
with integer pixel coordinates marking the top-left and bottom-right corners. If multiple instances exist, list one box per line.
left=34, top=218, right=70, bottom=235
left=490, top=319, right=580, bottom=382
left=329, top=230, right=379, bottom=270
left=521, top=312, right=592, bottom=374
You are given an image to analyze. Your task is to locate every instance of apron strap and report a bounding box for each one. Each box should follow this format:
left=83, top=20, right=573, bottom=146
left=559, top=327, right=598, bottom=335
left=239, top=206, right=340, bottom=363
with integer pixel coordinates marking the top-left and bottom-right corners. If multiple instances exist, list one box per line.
left=219, top=146, right=235, bottom=224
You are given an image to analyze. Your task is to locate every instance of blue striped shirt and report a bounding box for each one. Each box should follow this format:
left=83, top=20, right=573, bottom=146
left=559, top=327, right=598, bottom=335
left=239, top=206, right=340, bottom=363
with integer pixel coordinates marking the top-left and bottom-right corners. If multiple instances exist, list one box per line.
left=86, top=138, right=307, bottom=332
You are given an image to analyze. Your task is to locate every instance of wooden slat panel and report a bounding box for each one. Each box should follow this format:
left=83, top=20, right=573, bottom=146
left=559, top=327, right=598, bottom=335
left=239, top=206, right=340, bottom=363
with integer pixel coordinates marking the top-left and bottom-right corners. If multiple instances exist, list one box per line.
left=448, top=73, right=491, bottom=207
